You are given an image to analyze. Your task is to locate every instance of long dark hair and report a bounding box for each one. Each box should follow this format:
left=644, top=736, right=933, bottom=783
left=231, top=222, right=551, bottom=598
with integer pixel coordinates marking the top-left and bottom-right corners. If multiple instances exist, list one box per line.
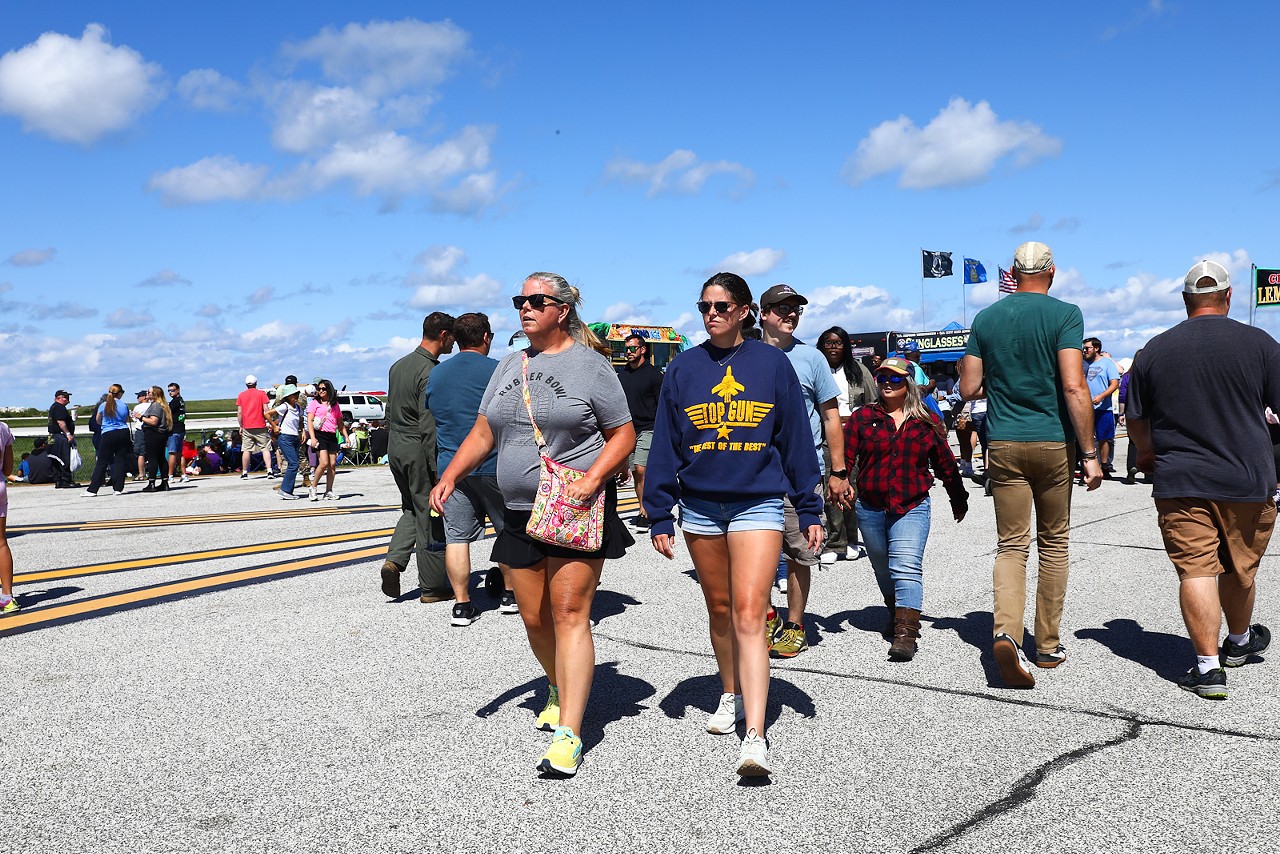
left=817, top=326, right=858, bottom=386
left=701, top=272, right=758, bottom=335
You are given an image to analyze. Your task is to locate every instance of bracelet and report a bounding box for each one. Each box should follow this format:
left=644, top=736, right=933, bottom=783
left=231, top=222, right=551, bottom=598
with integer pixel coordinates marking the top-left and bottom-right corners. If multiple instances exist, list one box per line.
left=1080, top=450, right=1099, bottom=460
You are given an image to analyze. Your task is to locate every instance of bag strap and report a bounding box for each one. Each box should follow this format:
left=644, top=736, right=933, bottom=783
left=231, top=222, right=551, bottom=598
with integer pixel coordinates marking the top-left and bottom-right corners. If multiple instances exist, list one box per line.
left=521, top=352, right=548, bottom=450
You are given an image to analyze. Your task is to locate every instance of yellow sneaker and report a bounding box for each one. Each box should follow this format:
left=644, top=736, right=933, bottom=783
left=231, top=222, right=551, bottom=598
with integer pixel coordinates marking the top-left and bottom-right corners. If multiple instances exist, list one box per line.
left=538, top=726, right=582, bottom=776
left=769, top=622, right=808, bottom=658
left=535, top=685, right=560, bottom=731
left=765, top=609, right=781, bottom=644
left=0, top=597, right=18, bottom=615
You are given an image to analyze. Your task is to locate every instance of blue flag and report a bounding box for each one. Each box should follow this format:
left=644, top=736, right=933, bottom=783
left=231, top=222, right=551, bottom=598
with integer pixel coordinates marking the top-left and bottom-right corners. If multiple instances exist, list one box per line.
left=963, top=258, right=987, bottom=285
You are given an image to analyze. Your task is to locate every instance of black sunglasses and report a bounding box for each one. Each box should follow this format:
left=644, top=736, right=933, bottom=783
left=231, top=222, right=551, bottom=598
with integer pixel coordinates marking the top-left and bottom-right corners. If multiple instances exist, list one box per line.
left=696, top=300, right=738, bottom=315
left=512, top=294, right=567, bottom=310
left=875, top=375, right=907, bottom=386
left=624, top=345, right=642, bottom=352
left=768, top=303, right=804, bottom=317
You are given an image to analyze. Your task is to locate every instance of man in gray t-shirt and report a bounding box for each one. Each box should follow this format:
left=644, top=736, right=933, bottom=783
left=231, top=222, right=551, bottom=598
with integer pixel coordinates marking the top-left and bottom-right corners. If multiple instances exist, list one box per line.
left=480, top=343, right=631, bottom=509
left=1128, top=260, right=1280, bottom=700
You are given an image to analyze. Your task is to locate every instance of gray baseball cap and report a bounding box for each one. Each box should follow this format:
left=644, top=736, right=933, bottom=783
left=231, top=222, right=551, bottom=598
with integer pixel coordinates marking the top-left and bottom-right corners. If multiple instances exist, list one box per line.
left=1012, top=241, right=1054, bottom=275
left=1183, top=260, right=1230, bottom=294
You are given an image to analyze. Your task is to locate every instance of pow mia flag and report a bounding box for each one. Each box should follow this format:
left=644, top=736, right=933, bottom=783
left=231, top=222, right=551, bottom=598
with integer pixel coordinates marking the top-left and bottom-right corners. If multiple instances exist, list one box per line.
left=922, top=250, right=954, bottom=278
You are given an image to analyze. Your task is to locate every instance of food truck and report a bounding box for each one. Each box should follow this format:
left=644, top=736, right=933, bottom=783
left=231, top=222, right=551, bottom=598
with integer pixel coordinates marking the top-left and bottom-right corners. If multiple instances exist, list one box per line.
left=593, top=323, right=689, bottom=369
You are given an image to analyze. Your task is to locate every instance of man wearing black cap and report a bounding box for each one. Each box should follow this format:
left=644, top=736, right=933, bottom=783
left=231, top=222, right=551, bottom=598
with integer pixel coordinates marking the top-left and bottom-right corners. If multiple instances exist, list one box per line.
left=1128, top=260, right=1277, bottom=700
left=758, top=283, right=845, bottom=659
left=130, top=389, right=149, bottom=480
left=961, top=241, right=1101, bottom=689
left=47, top=389, right=77, bottom=488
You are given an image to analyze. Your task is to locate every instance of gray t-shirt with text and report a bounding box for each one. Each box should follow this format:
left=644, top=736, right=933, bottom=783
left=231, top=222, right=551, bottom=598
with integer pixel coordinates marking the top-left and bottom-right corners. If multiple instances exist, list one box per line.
left=480, top=343, right=632, bottom=509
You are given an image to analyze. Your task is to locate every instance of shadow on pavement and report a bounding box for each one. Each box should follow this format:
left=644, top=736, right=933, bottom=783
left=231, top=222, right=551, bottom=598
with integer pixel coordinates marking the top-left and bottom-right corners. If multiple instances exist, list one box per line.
left=928, top=610, right=1003, bottom=687
left=592, top=590, right=641, bottom=626
left=16, top=585, right=83, bottom=608
left=659, top=673, right=816, bottom=731
left=808, top=606, right=887, bottom=646
left=1075, top=618, right=1192, bottom=682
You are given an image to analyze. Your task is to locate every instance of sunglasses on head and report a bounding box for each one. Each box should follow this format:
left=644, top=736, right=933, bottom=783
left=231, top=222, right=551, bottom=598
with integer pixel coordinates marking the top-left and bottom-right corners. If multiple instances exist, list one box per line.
left=512, top=294, right=567, bottom=310
left=696, top=300, right=738, bottom=315
left=875, top=374, right=907, bottom=386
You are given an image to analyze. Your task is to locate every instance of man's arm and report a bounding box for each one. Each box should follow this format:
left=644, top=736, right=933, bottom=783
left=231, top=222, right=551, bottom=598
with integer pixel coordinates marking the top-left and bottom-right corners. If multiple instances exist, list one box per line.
left=236, top=404, right=246, bottom=430
left=1093, top=378, right=1120, bottom=408
left=820, top=398, right=850, bottom=505
left=1058, top=349, right=1103, bottom=490
left=958, top=355, right=985, bottom=400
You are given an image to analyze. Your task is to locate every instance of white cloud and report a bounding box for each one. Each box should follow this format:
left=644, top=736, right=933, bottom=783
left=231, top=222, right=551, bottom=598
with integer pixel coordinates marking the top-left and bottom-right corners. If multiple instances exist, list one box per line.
left=283, top=19, right=469, bottom=98
left=269, top=82, right=379, bottom=154
left=845, top=98, right=1062, bottom=189
left=247, top=286, right=277, bottom=306
left=29, top=302, right=97, bottom=320
left=1009, top=213, right=1044, bottom=234
left=710, top=248, right=786, bottom=278
left=7, top=247, right=56, bottom=266
left=404, top=245, right=503, bottom=309
left=306, top=125, right=493, bottom=198
left=105, top=308, right=154, bottom=328
left=196, top=303, right=222, bottom=317
left=137, top=268, right=192, bottom=288
left=605, top=149, right=755, bottom=198
left=177, top=68, right=243, bottom=111
left=601, top=302, right=653, bottom=324
left=0, top=24, right=164, bottom=145
left=148, top=155, right=271, bottom=205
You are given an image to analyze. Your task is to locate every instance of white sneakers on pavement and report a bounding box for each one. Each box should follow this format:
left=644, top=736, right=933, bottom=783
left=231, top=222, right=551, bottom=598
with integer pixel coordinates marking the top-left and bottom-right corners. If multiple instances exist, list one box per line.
left=736, top=728, right=771, bottom=776
left=706, top=693, right=745, bottom=734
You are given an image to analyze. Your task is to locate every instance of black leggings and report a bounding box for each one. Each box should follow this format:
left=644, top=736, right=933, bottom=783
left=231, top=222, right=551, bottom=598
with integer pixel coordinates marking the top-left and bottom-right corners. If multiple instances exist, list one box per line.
left=144, top=430, right=168, bottom=483
left=87, top=429, right=131, bottom=493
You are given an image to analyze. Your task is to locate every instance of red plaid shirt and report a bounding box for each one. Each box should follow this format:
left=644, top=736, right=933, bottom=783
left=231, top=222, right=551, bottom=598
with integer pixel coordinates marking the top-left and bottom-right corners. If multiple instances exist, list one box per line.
left=844, top=405, right=968, bottom=515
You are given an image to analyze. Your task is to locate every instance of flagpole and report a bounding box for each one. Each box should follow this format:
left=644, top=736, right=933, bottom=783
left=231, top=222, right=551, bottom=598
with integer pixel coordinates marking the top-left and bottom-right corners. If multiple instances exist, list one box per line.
left=1251, top=263, right=1257, bottom=327
left=920, top=248, right=927, bottom=330
left=962, top=273, right=968, bottom=326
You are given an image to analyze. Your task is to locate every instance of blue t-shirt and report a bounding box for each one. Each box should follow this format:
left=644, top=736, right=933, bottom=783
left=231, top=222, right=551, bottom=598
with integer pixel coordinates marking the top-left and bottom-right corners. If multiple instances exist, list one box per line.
left=424, top=351, right=499, bottom=476
left=96, top=399, right=131, bottom=432
left=1085, top=356, right=1120, bottom=410
left=778, top=339, right=841, bottom=468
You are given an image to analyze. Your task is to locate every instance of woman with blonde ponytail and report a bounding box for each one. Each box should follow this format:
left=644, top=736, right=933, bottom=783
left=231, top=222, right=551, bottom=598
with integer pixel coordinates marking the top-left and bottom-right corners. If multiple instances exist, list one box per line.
left=430, top=271, right=635, bottom=777
left=83, top=384, right=132, bottom=496
left=140, top=385, right=174, bottom=492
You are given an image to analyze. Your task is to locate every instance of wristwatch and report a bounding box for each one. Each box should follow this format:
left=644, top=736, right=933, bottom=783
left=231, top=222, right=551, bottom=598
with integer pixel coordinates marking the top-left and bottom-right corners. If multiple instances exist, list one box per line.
left=1080, top=450, right=1099, bottom=461
left=829, top=469, right=849, bottom=479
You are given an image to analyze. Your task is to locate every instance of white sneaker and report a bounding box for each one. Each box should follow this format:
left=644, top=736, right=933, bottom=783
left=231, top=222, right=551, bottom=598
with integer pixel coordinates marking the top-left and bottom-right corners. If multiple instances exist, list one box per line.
left=736, top=728, right=771, bottom=776
left=324, top=491, right=340, bottom=501
left=819, top=550, right=838, bottom=566
left=80, top=490, right=96, bottom=497
left=309, top=486, right=318, bottom=501
left=179, top=475, right=190, bottom=484
left=846, top=545, right=866, bottom=561
left=706, top=693, right=744, bottom=734
left=279, top=491, right=301, bottom=500
left=777, top=575, right=788, bottom=593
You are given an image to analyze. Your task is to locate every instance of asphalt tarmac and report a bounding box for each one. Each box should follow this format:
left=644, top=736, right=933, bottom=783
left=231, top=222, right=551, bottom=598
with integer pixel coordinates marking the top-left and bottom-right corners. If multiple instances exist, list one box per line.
left=1, top=455, right=1276, bottom=853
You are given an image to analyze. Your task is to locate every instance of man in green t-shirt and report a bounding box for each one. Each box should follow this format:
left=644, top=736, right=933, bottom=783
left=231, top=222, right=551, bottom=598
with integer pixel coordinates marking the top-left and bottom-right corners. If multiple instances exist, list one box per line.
left=960, top=241, right=1102, bottom=689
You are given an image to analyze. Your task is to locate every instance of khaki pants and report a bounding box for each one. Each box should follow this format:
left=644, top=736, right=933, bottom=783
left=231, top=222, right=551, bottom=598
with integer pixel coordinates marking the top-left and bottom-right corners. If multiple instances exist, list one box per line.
left=988, top=441, right=1074, bottom=653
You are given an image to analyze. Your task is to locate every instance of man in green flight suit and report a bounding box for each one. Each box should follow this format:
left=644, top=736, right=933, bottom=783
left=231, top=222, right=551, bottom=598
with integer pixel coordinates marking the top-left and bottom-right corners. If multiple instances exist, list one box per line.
left=382, top=311, right=456, bottom=601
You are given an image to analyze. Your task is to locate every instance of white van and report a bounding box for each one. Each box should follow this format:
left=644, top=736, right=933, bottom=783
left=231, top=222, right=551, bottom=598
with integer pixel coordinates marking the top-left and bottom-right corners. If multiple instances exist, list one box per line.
left=337, top=393, right=385, bottom=423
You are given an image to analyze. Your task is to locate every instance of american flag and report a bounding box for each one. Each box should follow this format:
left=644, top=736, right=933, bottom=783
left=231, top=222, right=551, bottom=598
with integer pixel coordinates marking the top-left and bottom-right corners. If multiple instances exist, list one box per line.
left=998, top=267, right=1017, bottom=294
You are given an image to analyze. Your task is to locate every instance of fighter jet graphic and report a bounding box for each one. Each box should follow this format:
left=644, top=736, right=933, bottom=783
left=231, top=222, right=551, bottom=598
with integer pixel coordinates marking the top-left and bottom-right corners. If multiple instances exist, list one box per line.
left=710, top=366, right=745, bottom=402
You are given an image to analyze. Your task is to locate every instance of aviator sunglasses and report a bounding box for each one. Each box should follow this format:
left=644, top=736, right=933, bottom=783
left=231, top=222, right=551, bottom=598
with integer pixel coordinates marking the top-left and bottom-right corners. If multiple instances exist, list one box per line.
left=875, top=374, right=907, bottom=386
left=512, top=294, right=567, bottom=310
left=696, top=300, right=738, bottom=315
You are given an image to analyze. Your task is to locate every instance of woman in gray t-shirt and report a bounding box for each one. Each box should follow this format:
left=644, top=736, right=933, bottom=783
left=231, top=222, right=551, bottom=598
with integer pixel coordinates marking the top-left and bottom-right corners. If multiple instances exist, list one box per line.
left=430, top=272, right=635, bottom=778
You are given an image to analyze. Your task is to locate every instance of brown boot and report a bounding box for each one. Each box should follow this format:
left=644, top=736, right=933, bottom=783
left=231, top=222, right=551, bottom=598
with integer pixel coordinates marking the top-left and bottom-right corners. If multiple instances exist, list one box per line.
left=380, top=560, right=404, bottom=598
left=881, top=598, right=896, bottom=640
left=888, top=607, right=921, bottom=661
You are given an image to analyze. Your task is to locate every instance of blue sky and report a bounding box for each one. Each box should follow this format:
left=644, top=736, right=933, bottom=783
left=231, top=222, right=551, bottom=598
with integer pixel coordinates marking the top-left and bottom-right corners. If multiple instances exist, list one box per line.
left=2, top=2, right=1277, bottom=407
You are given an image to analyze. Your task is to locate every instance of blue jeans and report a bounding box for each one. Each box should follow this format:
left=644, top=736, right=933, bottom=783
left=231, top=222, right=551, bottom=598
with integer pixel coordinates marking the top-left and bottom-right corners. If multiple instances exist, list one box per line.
left=279, top=433, right=301, bottom=495
left=856, top=497, right=931, bottom=611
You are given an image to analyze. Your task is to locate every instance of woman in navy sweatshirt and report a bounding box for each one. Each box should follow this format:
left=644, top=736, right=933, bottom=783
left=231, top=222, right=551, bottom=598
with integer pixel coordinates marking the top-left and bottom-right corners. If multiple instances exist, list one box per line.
left=644, top=272, right=822, bottom=778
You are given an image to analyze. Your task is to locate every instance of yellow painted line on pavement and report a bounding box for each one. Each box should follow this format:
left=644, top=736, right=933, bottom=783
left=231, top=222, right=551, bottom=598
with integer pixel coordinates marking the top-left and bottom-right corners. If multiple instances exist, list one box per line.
left=8, top=504, right=399, bottom=534
left=15, top=528, right=395, bottom=584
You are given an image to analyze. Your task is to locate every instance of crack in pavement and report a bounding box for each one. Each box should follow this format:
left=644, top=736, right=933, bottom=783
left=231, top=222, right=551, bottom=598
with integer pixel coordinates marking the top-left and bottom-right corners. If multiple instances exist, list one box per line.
left=907, top=721, right=1144, bottom=854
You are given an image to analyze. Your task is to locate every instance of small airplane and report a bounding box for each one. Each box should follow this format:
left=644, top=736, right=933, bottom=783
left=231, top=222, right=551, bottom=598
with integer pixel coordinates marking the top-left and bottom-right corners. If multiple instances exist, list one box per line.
left=711, top=366, right=745, bottom=401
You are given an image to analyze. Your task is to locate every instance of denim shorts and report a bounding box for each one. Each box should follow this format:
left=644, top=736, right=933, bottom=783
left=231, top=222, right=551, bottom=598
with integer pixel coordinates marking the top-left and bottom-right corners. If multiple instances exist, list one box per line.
left=678, top=495, right=785, bottom=535
left=165, top=433, right=184, bottom=455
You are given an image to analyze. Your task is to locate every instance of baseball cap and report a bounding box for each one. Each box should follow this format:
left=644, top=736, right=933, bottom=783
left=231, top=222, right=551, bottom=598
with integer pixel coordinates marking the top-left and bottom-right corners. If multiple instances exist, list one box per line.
left=876, top=357, right=913, bottom=377
left=1012, top=241, right=1054, bottom=275
left=245, top=374, right=257, bottom=385
left=759, top=284, right=808, bottom=308
left=1183, top=260, right=1230, bottom=294
left=55, top=389, right=72, bottom=398
left=135, top=389, right=148, bottom=398
left=897, top=340, right=920, bottom=354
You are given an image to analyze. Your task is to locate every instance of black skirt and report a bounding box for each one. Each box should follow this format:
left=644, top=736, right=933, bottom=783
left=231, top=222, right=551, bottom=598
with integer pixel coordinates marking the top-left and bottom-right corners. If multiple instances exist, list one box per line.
left=490, top=479, right=634, bottom=568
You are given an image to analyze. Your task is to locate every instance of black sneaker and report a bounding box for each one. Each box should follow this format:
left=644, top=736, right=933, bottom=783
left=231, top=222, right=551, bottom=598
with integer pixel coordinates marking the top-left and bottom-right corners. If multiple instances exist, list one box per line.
left=240, top=472, right=249, bottom=479
left=450, top=601, right=480, bottom=627
left=1220, top=624, right=1270, bottom=667
left=631, top=515, right=650, bottom=530
left=142, top=482, right=156, bottom=493
left=1034, top=644, right=1068, bottom=669
left=1177, top=666, right=1228, bottom=700
left=500, top=590, right=519, bottom=614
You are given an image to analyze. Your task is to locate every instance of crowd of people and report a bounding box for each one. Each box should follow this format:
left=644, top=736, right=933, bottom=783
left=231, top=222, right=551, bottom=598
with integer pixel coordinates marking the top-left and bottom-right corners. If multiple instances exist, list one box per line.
left=1, top=245, right=1274, bottom=780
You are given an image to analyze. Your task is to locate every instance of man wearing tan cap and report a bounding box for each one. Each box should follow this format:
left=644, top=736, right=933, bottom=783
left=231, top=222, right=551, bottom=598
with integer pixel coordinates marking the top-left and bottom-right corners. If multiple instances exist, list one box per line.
left=1127, top=260, right=1277, bottom=700
left=960, top=241, right=1101, bottom=688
